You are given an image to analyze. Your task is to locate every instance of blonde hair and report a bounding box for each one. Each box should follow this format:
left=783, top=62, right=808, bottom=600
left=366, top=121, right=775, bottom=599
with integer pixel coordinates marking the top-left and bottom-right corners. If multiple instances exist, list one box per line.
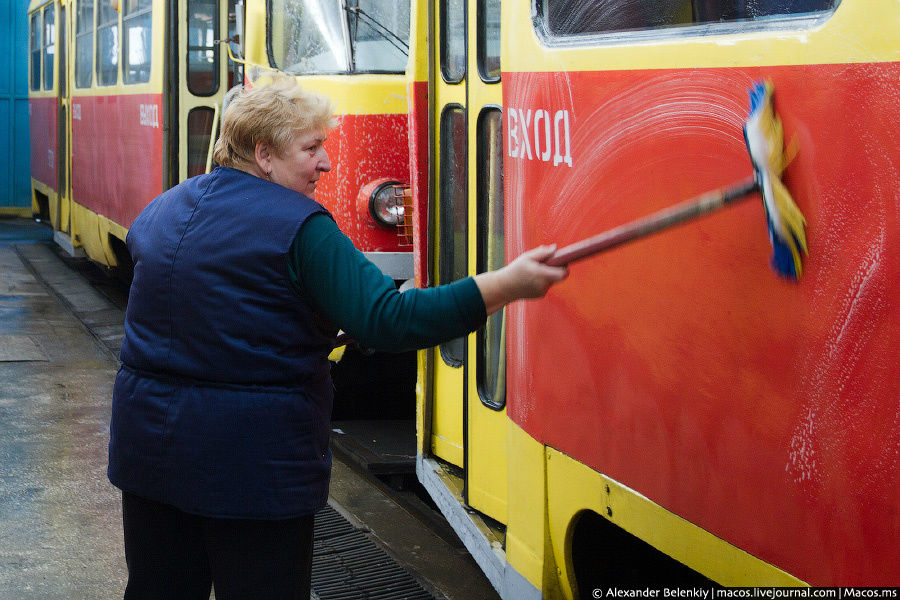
left=213, top=75, right=336, bottom=171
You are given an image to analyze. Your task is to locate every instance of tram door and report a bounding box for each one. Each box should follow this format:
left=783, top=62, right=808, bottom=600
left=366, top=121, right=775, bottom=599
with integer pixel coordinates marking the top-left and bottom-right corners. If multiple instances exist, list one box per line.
left=175, top=0, right=242, bottom=183
left=37, top=0, right=73, bottom=239
left=55, top=1, right=71, bottom=237
left=429, top=0, right=507, bottom=523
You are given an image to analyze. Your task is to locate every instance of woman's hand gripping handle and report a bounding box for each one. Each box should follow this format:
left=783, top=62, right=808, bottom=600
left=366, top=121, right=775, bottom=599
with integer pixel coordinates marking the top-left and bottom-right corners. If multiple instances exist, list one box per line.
left=474, top=245, right=569, bottom=316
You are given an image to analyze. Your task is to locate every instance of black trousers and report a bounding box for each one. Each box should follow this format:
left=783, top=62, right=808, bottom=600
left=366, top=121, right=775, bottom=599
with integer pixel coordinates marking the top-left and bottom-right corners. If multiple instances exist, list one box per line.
left=121, top=492, right=314, bottom=600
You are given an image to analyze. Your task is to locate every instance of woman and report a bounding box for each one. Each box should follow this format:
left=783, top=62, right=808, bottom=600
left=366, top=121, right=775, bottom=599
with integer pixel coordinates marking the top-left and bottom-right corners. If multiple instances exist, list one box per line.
left=108, top=75, right=567, bottom=599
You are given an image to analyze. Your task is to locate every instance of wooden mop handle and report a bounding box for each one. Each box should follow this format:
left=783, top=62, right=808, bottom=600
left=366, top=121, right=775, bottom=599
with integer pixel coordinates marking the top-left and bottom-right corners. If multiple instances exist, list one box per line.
left=546, top=176, right=758, bottom=267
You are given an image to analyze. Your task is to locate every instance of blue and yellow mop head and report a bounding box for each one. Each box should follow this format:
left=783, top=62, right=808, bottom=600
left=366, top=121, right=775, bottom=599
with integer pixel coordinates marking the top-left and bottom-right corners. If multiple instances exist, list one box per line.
left=547, top=80, right=809, bottom=280
left=743, top=81, right=808, bottom=278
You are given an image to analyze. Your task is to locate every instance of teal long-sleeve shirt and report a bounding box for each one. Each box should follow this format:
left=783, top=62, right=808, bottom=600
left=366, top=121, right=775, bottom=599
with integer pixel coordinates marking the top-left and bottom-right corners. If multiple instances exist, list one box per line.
left=287, top=213, right=486, bottom=352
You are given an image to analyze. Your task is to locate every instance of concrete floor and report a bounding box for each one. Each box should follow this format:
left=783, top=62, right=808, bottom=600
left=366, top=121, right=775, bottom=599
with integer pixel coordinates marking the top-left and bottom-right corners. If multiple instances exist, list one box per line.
left=0, top=218, right=498, bottom=600
left=0, top=219, right=126, bottom=599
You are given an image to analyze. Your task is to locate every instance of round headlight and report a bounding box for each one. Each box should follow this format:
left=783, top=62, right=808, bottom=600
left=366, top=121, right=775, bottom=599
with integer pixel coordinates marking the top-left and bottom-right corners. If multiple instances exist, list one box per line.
left=369, top=181, right=405, bottom=228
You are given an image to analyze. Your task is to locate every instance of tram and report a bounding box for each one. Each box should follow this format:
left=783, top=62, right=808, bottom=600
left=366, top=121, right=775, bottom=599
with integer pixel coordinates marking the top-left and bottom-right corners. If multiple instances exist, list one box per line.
left=415, top=0, right=899, bottom=595
left=27, top=0, right=413, bottom=279
left=29, top=0, right=238, bottom=265
left=242, top=0, right=415, bottom=280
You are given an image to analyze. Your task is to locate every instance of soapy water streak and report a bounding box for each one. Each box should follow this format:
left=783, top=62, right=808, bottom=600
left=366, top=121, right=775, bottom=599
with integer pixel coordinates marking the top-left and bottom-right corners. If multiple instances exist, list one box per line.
left=788, top=187, right=898, bottom=495
left=506, top=69, right=755, bottom=413
left=787, top=119, right=899, bottom=494
left=546, top=0, right=692, bottom=35
left=512, top=70, right=756, bottom=248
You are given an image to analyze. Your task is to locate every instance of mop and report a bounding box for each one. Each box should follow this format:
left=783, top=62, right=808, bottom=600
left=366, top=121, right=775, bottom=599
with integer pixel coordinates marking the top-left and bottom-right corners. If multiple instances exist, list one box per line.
left=547, top=80, right=809, bottom=279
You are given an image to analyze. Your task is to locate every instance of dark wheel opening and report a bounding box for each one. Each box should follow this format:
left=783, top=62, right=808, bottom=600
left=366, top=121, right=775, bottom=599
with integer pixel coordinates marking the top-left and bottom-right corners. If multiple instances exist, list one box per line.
left=34, top=190, right=50, bottom=222
left=109, top=235, right=134, bottom=287
left=571, top=510, right=717, bottom=597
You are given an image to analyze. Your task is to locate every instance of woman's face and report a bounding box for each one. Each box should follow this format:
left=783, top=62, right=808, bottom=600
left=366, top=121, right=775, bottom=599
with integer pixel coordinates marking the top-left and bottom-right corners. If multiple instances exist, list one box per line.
left=270, top=128, right=331, bottom=197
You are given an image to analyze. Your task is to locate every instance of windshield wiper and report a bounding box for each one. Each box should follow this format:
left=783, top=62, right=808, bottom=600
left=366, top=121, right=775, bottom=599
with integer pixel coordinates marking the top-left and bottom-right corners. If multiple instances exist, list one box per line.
left=344, top=5, right=409, bottom=57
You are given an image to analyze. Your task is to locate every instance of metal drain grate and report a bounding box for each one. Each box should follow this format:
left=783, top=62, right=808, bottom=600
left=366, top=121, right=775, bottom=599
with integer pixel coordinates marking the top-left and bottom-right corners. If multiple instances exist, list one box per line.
left=312, top=506, right=436, bottom=600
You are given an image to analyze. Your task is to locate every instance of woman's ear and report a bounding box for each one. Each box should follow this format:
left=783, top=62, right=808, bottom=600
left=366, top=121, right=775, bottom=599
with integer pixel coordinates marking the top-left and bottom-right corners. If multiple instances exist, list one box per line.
left=254, top=141, right=272, bottom=175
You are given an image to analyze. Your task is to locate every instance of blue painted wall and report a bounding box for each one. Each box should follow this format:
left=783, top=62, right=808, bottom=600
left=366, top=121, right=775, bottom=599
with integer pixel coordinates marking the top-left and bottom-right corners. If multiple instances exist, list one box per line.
left=1, top=0, right=31, bottom=210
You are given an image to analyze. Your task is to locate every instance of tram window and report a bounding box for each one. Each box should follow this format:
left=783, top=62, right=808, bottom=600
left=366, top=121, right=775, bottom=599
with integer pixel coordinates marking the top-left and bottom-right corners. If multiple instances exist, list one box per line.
left=440, top=0, right=466, bottom=83
left=438, top=106, right=468, bottom=368
left=268, top=0, right=348, bottom=74
left=187, top=107, right=216, bottom=178
left=346, top=0, right=410, bottom=73
left=75, top=0, right=94, bottom=88
left=188, top=0, right=219, bottom=94
left=476, top=108, right=505, bottom=408
left=42, top=5, right=55, bottom=90
left=540, top=0, right=838, bottom=37
left=96, top=0, right=119, bottom=85
left=30, top=13, right=41, bottom=91
left=477, top=0, right=500, bottom=82
left=123, top=0, right=152, bottom=84
left=227, top=0, right=245, bottom=87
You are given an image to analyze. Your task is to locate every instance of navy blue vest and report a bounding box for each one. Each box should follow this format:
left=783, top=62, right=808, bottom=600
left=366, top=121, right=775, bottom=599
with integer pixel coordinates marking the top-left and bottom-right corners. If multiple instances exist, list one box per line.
left=108, top=167, right=336, bottom=519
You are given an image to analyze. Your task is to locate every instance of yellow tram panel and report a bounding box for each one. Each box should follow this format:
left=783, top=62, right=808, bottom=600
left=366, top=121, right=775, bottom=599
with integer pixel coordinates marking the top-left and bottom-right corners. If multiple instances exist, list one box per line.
left=545, top=446, right=806, bottom=595
left=463, top=0, right=508, bottom=526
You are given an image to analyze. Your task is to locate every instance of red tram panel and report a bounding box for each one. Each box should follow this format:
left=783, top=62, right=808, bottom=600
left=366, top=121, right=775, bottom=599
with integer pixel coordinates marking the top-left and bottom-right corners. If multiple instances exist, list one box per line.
left=505, top=62, right=899, bottom=585
left=314, top=113, right=410, bottom=252
left=70, top=94, right=164, bottom=228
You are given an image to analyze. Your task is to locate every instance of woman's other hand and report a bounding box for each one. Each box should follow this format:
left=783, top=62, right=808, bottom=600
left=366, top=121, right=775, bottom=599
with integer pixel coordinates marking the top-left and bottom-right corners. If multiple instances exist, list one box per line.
left=474, top=245, right=569, bottom=315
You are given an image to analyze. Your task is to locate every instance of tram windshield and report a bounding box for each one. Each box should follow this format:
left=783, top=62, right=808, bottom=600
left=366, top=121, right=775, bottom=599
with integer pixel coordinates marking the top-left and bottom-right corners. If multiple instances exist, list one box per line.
left=268, top=0, right=409, bottom=74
